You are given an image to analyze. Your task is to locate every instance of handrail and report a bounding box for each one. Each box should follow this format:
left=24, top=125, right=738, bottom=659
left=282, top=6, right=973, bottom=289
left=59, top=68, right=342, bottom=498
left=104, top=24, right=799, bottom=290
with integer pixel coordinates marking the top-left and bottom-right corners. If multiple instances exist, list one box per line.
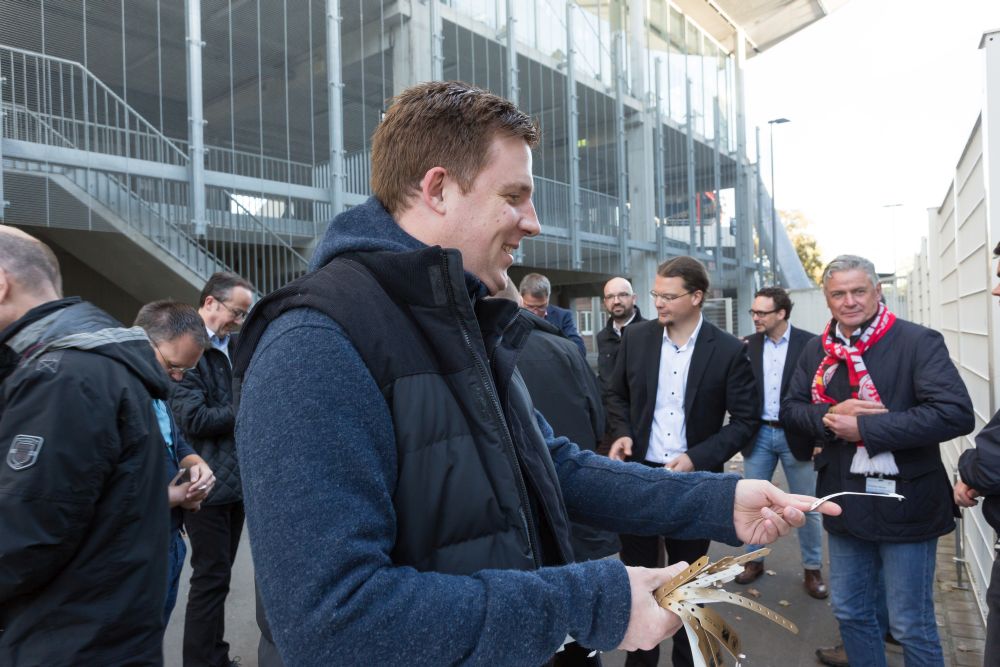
left=222, top=191, right=310, bottom=265
left=0, top=45, right=188, bottom=164
left=2, top=100, right=78, bottom=148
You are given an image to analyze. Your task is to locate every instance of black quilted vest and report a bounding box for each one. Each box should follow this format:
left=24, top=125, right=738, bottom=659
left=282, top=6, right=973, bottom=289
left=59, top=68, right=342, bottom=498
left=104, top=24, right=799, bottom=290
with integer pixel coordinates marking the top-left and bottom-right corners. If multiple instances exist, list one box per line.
left=233, top=246, right=575, bottom=574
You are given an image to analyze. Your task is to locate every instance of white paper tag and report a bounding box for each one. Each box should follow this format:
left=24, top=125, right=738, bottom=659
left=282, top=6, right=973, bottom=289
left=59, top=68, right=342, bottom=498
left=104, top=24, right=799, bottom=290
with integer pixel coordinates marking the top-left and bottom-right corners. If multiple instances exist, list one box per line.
left=865, top=477, right=897, bottom=495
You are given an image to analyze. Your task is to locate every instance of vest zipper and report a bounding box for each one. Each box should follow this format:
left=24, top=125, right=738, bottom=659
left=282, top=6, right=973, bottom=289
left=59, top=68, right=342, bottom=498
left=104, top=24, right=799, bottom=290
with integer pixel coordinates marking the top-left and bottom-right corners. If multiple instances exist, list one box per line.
left=440, top=254, right=541, bottom=569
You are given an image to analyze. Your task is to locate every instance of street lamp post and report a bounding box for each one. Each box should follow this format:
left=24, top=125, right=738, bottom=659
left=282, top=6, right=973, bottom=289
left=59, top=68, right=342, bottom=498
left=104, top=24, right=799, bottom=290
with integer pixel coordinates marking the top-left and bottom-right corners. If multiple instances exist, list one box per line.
left=768, top=117, right=790, bottom=285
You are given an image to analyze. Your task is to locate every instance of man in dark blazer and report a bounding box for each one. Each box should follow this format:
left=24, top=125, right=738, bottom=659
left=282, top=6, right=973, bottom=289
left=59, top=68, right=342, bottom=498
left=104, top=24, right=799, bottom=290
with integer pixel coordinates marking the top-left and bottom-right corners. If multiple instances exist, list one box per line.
left=782, top=254, right=973, bottom=667
left=605, top=256, right=759, bottom=667
left=519, top=272, right=587, bottom=359
left=733, top=287, right=826, bottom=598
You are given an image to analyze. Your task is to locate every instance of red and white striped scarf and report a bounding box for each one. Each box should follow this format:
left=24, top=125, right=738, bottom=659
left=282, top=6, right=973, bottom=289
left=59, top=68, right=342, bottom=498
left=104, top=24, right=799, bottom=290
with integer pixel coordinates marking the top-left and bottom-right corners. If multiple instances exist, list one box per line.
left=812, top=302, right=898, bottom=475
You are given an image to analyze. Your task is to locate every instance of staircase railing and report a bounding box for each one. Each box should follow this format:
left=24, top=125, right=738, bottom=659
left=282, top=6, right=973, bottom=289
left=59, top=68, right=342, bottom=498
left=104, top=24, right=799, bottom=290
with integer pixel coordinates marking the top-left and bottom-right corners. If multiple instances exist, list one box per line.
left=0, top=45, right=187, bottom=165
left=217, top=192, right=310, bottom=294
left=1, top=45, right=311, bottom=295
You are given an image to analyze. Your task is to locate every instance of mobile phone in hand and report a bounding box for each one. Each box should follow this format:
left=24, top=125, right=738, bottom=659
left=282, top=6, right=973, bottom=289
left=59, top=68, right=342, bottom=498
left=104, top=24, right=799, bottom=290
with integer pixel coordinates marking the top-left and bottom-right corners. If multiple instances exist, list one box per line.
left=171, top=467, right=191, bottom=486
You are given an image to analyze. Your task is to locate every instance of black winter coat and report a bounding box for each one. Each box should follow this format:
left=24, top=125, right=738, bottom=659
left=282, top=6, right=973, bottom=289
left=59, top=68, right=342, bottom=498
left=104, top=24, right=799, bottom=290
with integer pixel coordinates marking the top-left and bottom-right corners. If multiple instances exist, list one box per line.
left=0, top=299, right=170, bottom=666
left=958, top=410, right=1000, bottom=532
left=171, top=339, right=241, bottom=505
left=516, top=312, right=620, bottom=561
left=782, top=318, right=974, bottom=541
left=595, top=307, right=643, bottom=392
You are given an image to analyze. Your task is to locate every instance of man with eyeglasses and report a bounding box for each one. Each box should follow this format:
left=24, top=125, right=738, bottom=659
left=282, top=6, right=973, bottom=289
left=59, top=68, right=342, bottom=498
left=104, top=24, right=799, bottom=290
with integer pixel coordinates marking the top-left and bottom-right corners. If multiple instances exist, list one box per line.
left=605, top=255, right=759, bottom=667
left=0, top=226, right=171, bottom=665
left=134, top=300, right=216, bottom=625
left=171, top=271, right=253, bottom=667
left=595, top=277, right=643, bottom=393
left=732, top=287, right=826, bottom=598
left=519, top=272, right=587, bottom=359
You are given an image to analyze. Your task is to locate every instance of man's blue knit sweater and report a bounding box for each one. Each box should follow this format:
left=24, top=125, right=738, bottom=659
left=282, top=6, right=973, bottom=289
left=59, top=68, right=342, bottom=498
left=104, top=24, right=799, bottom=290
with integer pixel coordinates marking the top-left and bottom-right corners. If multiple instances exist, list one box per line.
left=236, top=197, right=742, bottom=666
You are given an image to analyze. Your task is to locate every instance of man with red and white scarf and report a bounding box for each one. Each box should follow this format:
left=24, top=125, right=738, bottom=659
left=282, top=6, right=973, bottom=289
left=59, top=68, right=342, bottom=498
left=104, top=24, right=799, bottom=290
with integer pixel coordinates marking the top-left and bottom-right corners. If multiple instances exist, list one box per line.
left=782, top=254, right=974, bottom=667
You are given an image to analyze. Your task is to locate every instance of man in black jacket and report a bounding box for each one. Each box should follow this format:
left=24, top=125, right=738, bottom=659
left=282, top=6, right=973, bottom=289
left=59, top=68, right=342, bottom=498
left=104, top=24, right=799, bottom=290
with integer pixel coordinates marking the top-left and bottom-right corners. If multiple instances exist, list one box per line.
left=783, top=254, right=974, bottom=667
left=953, top=240, right=1000, bottom=665
left=596, top=276, right=643, bottom=393
left=605, top=255, right=759, bottom=667
left=171, top=271, right=253, bottom=667
left=733, top=286, right=826, bottom=599
left=0, top=226, right=170, bottom=666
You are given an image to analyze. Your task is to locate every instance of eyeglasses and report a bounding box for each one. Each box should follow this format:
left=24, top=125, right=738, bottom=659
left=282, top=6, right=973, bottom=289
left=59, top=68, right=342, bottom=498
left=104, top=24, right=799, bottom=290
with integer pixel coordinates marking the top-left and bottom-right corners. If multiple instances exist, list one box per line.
left=748, top=308, right=778, bottom=318
left=219, top=301, right=248, bottom=321
left=603, top=292, right=633, bottom=301
left=650, top=290, right=692, bottom=302
left=151, top=339, right=197, bottom=376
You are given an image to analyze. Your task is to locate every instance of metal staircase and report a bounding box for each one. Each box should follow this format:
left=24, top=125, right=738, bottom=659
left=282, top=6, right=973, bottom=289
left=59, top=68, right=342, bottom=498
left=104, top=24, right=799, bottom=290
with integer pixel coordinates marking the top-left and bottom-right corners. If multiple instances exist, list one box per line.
left=0, top=45, right=308, bottom=297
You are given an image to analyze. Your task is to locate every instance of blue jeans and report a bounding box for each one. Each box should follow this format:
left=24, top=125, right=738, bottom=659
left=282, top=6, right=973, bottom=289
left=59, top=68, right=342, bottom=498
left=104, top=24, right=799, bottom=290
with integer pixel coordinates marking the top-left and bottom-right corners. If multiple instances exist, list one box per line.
left=164, top=530, right=187, bottom=625
left=829, top=532, right=942, bottom=667
left=743, top=425, right=823, bottom=569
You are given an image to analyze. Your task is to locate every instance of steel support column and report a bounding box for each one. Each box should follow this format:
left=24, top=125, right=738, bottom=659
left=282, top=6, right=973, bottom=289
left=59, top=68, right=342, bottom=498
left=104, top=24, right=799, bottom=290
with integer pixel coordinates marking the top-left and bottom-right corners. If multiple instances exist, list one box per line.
left=505, top=0, right=518, bottom=105
left=565, top=2, right=581, bottom=269
left=654, top=58, right=667, bottom=261
left=713, top=96, right=722, bottom=282
left=184, top=0, right=206, bottom=237
left=613, top=27, right=630, bottom=276
left=733, top=28, right=753, bottom=334
left=327, top=0, right=345, bottom=216
left=685, top=77, right=696, bottom=255
left=0, top=75, right=6, bottom=221
left=430, top=0, right=443, bottom=81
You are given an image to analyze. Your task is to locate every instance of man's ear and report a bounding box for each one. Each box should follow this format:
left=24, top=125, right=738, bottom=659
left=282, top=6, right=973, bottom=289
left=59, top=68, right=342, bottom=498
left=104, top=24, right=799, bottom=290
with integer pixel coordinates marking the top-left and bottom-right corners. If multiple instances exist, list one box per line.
left=692, top=290, right=705, bottom=307
left=419, top=167, right=449, bottom=215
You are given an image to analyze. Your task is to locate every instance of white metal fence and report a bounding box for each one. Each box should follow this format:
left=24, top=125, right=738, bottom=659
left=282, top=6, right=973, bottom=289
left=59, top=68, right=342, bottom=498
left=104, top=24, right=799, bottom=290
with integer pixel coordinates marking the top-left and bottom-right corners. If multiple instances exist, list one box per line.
left=908, top=30, right=1000, bottom=620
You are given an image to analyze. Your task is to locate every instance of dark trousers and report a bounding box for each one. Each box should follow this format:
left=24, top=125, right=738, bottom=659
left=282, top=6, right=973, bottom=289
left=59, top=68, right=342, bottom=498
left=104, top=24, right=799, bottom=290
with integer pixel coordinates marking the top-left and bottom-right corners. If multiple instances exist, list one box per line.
left=183, top=501, right=245, bottom=667
left=619, top=533, right=710, bottom=667
left=985, top=555, right=1000, bottom=667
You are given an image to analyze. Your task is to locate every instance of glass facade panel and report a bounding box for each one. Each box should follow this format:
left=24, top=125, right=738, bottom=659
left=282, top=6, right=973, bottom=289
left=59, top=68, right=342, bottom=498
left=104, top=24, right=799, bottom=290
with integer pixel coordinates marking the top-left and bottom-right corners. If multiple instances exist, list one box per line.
left=1, top=0, right=758, bottom=321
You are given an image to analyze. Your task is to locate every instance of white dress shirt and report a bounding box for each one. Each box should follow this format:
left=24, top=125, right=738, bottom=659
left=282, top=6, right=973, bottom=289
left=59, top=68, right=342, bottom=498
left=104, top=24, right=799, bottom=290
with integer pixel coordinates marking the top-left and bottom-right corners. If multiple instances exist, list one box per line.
left=762, top=324, right=792, bottom=421
left=646, top=315, right=704, bottom=464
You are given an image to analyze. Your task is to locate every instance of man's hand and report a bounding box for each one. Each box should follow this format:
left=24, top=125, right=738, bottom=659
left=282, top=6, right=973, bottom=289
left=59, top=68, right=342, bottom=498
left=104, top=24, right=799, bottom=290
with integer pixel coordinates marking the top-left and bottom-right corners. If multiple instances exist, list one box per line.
left=733, top=480, right=842, bottom=545
left=954, top=480, right=980, bottom=508
left=665, top=453, right=694, bottom=473
left=617, top=564, right=688, bottom=652
left=183, top=459, right=216, bottom=501
left=609, top=436, right=633, bottom=462
left=822, top=413, right=862, bottom=442
left=168, top=481, right=191, bottom=508
left=828, top=399, right=888, bottom=417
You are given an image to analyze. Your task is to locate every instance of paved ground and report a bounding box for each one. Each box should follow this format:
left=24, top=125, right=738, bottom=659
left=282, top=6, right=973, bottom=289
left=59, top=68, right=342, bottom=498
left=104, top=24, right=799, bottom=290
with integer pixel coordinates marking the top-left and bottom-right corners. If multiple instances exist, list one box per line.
left=164, top=463, right=988, bottom=666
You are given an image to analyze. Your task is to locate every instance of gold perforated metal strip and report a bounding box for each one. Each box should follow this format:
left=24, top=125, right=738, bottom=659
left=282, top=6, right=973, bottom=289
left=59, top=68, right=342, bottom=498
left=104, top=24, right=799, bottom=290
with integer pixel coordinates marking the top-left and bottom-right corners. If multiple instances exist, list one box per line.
left=705, top=548, right=770, bottom=574
left=663, top=599, right=742, bottom=660
left=653, top=555, right=710, bottom=604
left=678, top=612, right=721, bottom=667
left=680, top=564, right=744, bottom=590
left=672, top=587, right=799, bottom=634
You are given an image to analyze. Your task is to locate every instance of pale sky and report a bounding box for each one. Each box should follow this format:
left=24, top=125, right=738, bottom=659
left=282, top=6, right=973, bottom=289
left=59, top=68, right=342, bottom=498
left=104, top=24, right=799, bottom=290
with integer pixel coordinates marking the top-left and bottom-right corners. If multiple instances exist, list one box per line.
left=745, top=0, right=1000, bottom=275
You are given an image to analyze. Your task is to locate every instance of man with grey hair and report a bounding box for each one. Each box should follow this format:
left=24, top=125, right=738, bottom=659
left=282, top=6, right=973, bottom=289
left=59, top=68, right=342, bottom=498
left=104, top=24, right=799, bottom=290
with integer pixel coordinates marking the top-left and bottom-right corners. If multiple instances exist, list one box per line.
left=783, top=254, right=974, bottom=667
left=519, top=272, right=587, bottom=358
left=170, top=271, right=253, bottom=667
left=0, top=226, right=171, bottom=665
